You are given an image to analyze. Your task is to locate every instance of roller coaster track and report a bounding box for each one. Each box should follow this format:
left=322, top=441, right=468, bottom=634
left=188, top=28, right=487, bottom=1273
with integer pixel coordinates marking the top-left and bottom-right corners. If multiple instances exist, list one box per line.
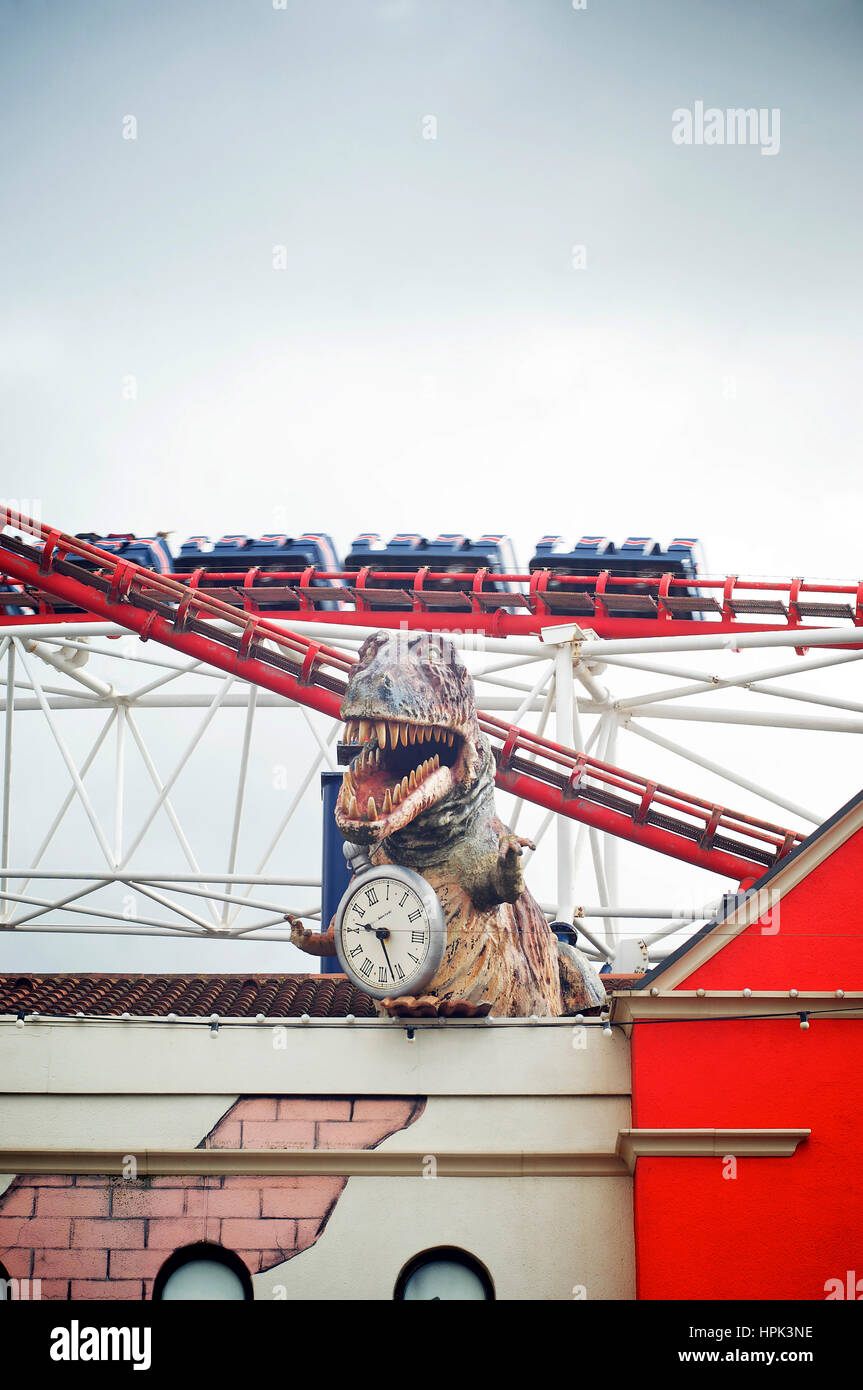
left=4, top=550, right=862, bottom=643
left=0, top=512, right=806, bottom=883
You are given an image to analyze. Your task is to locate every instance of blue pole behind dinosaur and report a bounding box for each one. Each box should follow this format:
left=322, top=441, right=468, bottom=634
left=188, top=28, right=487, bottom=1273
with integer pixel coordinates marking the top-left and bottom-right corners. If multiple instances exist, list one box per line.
left=320, top=769, right=349, bottom=973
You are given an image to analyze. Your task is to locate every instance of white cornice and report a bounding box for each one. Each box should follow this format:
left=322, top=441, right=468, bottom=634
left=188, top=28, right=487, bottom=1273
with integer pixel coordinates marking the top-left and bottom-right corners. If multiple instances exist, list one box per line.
left=616, top=1128, right=810, bottom=1172
left=0, top=1127, right=812, bottom=1178
left=611, top=990, right=863, bottom=1024
left=0, top=1147, right=629, bottom=1178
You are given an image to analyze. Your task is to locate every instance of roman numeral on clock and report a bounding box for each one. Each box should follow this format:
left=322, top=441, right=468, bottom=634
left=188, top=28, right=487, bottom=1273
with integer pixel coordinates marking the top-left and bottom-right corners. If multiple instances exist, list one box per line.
left=349, top=944, right=363, bottom=959
left=411, top=930, right=425, bottom=943
left=365, top=886, right=378, bottom=905
left=408, top=909, right=422, bottom=922
left=359, top=959, right=373, bottom=979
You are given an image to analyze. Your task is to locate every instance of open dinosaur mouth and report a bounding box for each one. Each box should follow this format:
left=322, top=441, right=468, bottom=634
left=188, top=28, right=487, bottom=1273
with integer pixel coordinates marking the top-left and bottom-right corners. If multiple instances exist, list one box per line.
left=335, top=717, right=466, bottom=838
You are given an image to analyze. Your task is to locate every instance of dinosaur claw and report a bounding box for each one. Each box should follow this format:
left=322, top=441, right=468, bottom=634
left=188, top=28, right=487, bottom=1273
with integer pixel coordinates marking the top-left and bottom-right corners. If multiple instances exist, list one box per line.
left=498, top=832, right=534, bottom=857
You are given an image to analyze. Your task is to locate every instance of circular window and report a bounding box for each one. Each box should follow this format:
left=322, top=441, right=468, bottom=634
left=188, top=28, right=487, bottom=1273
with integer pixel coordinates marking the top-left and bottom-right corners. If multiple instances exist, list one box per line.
left=395, top=1247, right=494, bottom=1301
left=153, top=1243, right=253, bottom=1301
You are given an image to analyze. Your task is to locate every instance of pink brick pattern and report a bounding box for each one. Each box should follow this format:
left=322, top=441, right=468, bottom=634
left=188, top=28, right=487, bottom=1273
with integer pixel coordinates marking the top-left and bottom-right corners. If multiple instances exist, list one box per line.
left=0, top=1095, right=423, bottom=1299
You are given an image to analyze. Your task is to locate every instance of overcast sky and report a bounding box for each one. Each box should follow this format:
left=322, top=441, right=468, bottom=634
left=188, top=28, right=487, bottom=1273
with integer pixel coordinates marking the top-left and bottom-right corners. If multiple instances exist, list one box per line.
left=1, top=0, right=861, bottom=973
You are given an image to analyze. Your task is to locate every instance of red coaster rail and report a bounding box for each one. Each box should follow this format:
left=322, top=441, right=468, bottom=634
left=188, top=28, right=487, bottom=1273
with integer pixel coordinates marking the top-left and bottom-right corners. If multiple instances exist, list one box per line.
left=4, top=549, right=862, bottom=642
left=0, top=511, right=805, bottom=883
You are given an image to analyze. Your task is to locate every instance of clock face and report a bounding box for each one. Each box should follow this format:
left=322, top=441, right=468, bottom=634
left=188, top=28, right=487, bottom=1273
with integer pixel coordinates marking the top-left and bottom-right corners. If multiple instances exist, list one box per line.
left=336, top=871, right=443, bottom=999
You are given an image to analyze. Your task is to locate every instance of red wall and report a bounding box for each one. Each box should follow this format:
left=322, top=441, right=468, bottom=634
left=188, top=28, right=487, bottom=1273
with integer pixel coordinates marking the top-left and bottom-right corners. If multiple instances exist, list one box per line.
left=633, top=1020, right=863, bottom=1299
left=686, top=827, right=863, bottom=991
left=632, top=821, right=863, bottom=1300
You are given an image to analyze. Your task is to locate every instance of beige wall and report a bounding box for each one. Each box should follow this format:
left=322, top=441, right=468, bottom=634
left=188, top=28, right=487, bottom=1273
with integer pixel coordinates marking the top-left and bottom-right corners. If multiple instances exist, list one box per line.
left=254, top=1173, right=633, bottom=1301
left=0, top=1017, right=629, bottom=1095
left=0, top=1017, right=634, bottom=1300
left=0, top=1094, right=234, bottom=1150
left=253, top=1090, right=634, bottom=1301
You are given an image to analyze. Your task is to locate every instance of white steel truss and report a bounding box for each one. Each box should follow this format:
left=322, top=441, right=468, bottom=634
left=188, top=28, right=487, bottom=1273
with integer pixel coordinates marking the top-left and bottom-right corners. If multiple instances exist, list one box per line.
left=1, top=618, right=862, bottom=970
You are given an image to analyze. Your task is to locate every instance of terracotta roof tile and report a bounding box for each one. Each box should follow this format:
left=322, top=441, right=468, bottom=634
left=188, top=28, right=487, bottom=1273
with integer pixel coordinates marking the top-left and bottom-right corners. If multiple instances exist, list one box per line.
left=0, top=974, right=377, bottom=1020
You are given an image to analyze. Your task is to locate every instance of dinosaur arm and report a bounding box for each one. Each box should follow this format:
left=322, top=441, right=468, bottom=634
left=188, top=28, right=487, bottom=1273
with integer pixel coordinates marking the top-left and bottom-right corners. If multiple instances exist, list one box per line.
left=461, top=830, right=536, bottom=910
left=288, top=919, right=336, bottom=956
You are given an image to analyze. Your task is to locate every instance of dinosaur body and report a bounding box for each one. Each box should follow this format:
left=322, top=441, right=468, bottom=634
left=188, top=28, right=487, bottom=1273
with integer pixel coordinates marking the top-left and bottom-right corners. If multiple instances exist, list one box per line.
left=291, top=630, right=605, bottom=1018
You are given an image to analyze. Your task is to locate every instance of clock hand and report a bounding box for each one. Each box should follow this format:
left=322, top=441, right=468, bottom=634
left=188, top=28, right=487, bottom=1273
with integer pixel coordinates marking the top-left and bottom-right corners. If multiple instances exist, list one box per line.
left=376, top=930, right=396, bottom=980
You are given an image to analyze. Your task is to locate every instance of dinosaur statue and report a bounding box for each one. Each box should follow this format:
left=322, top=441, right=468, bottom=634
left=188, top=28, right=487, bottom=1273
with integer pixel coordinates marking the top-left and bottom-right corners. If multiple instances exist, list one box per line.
left=290, top=630, right=606, bottom=1019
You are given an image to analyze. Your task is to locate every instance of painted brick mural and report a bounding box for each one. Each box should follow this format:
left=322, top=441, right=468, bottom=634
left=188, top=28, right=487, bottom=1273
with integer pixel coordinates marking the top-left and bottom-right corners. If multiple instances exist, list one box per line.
left=0, top=1095, right=424, bottom=1299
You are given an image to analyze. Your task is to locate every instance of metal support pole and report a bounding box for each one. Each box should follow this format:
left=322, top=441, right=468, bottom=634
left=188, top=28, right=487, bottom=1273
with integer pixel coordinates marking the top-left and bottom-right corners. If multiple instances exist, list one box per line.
left=113, top=705, right=126, bottom=866
left=319, top=768, right=349, bottom=973
left=602, top=715, right=620, bottom=948
left=1, top=639, right=13, bottom=906
left=554, top=642, right=575, bottom=925
left=222, top=685, right=257, bottom=923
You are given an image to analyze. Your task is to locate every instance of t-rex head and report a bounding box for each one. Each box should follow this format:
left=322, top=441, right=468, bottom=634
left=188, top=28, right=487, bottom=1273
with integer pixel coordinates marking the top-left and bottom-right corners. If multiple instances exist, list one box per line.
left=335, top=630, right=483, bottom=845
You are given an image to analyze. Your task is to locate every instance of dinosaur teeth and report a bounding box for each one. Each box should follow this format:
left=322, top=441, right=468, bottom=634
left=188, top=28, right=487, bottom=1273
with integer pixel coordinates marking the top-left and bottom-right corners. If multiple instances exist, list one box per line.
left=408, top=770, right=417, bottom=792
left=401, top=776, right=409, bottom=800
left=367, top=795, right=378, bottom=821
left=343, top=718, right=455, bottom=753
left=433, top=754, right=439, bottom=770
left=348, top=794, right=358, bottom=818
left=383, top=788, right=392, bottom=814
left=393, top=784, right=401, bottom=805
